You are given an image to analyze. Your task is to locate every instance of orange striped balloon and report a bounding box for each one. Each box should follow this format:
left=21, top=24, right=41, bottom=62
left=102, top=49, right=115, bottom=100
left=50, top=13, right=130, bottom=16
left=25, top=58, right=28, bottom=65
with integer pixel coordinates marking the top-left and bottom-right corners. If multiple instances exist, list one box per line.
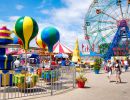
left=36, top=33, right=47, bottom=49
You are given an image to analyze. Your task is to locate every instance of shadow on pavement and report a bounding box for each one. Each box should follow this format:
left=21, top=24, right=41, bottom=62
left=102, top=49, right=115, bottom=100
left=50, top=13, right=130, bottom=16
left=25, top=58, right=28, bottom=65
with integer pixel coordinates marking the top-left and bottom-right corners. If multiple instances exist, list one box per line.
left=120, top=82, right=128, bottom=84
left=83, top=86, right=91, bottom=89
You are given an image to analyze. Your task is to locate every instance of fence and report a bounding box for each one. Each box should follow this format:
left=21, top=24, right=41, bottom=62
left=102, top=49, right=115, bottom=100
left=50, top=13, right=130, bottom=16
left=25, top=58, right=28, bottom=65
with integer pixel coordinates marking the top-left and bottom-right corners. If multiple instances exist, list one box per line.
left=0, top=67, right=76, bottom=100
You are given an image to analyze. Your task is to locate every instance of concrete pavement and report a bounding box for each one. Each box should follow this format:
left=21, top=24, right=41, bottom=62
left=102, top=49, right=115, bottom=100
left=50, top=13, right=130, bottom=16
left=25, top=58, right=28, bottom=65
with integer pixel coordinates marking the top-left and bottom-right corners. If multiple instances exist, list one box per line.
left=17, top=69, right=130, bottom=100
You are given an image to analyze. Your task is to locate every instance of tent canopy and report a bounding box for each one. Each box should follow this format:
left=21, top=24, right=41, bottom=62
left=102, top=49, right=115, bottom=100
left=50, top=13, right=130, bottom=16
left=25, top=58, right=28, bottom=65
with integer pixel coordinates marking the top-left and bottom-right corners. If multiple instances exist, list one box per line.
left=53, top=41, right=72, bottom=53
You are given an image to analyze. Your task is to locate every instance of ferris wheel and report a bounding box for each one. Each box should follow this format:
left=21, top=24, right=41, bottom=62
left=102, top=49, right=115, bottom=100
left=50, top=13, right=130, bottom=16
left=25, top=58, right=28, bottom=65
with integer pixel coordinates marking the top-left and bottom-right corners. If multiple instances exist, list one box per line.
left=84, top=0, right=130, bottom=53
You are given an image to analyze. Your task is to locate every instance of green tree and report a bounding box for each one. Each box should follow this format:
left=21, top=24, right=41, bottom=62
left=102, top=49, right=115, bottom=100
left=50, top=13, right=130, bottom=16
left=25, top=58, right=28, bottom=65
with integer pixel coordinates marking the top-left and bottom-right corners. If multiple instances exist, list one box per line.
left=99, top=43, right=111, bottom=54
left=94, top=58, right=102, bottom=70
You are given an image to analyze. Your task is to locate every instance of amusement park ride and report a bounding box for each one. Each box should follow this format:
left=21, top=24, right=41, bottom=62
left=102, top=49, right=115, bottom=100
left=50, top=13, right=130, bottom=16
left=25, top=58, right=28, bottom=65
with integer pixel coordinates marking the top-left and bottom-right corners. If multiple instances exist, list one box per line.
left=84, top=0, right=130, bottom=61
left=0, top=15, right=60, bottom=88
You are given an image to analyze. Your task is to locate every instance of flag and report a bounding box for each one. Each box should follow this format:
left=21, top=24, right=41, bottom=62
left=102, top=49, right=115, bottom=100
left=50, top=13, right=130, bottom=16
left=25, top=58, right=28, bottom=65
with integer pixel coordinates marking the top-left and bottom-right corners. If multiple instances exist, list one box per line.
left=82, top=44, right=84, bottom=52
left=86, top=45, right=89, bottom=52
left=92, top=44, right=95, bottom=51
left=114, top=52, right=116, bottom=55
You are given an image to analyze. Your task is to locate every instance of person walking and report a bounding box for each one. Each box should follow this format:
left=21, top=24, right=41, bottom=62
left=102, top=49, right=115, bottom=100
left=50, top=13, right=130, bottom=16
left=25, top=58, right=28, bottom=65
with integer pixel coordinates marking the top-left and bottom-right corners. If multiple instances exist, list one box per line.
left=14, top=58, right=20, bottom=68
left=124, top=59, right=129, bottom=72
left=107, top=60, right=113, bottom=82
left=114, top=60, right=122, bottom=83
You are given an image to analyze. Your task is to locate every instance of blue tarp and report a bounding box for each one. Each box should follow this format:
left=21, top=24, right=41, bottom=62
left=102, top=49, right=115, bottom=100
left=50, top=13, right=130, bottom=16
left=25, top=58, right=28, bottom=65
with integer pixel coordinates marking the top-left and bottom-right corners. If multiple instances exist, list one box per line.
left=90, top=51, right=103, bottom=57
left=80, top=51, right=102, bottom=57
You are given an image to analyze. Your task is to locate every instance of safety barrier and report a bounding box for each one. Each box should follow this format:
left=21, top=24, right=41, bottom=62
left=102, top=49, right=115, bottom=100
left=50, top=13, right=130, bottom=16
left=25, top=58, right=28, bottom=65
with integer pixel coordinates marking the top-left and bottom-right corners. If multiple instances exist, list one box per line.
left=0, top=67, right=76, bottom=100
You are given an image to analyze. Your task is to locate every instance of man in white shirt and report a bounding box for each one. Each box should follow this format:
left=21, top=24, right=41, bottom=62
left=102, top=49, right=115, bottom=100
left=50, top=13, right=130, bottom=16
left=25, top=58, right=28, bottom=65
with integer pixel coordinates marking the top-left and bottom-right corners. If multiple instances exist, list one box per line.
left=124, top=60, right=129, bottom=71
left=14, top=58, right=20, bottom=68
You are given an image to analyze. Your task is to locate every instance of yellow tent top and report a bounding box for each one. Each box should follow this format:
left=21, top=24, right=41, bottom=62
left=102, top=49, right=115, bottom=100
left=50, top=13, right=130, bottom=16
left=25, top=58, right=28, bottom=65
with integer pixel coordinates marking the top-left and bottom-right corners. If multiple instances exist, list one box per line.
left=72, top=38, right=81, bottom=62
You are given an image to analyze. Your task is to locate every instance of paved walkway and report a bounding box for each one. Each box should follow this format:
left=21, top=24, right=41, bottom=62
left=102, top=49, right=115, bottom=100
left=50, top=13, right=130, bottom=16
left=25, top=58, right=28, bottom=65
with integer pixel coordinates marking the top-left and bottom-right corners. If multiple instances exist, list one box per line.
left=20, top=69, right=130, bottom=100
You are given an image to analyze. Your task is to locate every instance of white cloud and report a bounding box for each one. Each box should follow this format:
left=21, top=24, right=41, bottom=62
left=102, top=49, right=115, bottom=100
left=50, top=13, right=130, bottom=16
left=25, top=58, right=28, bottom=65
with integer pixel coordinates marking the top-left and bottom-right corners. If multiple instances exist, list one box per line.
left=40, top=10, right=50, bottom=15
left=37, top=0, right=47, bottom=9
left=39, top=0, right=93, bottom=50
left=52, top=0, right=92, bottom=25
left=16, top=4, right=24, bottom=10
left=0, top=0, right=93, bottom=51
left=9, top=16, right=20, bottom=21
left=0, top=20, right=14, bottom=29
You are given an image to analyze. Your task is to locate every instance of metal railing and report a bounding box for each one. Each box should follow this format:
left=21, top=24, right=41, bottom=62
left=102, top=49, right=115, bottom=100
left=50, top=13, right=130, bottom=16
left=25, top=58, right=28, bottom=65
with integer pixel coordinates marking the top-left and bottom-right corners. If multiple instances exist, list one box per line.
left=0, top=67, right=76, bottom=100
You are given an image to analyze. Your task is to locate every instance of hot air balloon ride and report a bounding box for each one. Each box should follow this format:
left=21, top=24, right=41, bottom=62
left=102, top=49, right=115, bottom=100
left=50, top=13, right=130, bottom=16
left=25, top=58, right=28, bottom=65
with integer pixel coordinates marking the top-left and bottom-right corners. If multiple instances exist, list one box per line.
left=41, top=27, right=60, bottom=52
left=14, top=16, right=39, bottom=89
left=14, top=16, right=39, bottom=64
left=40, top=27, right=60, bottom=82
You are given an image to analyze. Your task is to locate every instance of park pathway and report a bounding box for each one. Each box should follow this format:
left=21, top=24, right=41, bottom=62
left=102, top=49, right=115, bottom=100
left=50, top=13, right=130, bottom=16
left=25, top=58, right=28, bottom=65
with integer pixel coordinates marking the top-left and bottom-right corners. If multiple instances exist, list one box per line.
left=16, top=69, right=130, bottom=100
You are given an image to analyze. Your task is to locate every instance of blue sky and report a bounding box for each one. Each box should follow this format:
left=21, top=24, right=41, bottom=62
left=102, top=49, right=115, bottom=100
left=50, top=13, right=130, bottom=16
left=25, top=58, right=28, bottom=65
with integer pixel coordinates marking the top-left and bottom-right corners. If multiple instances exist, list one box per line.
left=0, top=0, right=92, bottom=49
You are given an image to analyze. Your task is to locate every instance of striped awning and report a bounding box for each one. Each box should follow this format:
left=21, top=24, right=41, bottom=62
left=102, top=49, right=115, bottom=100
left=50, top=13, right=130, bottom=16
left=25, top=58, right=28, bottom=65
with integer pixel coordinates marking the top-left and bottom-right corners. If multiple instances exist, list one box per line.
left=53, top=41, right=72, bottom=54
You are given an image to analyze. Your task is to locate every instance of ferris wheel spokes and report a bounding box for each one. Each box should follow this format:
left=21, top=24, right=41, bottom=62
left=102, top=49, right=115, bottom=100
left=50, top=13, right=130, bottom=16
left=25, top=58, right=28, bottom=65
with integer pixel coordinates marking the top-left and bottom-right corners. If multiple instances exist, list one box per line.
left=101, top=11, right=118, bottom=21
left=126, top=1, right=130, bottom=17
left=96, top=29, right=116, bottom=45
left=87, top=20, right=116, bottom=24
left=118, top=1, right=124, bottom=19
left=92, top=23, right=117, bottom=46
left=98, top=20, right=116, bottom=24
left=93, top=28, right=116, bottom=46
left=88, top=25, right=117, bottom=35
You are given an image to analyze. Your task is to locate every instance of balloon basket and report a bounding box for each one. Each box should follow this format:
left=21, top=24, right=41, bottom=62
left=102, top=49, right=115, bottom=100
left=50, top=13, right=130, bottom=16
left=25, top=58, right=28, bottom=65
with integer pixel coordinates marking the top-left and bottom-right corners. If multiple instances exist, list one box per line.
left=13, top=74, right=38, bottom=89
left=0, top=70, right=13, bottom=86
left=16, top=82, right=37, bottom=89
left=41, top=70, right=59, bottom=82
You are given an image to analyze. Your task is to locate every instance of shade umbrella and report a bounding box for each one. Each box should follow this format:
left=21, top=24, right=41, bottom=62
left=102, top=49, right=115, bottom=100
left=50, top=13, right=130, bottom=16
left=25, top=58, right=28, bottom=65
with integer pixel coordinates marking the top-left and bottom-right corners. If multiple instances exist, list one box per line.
left=29, top=54, right=39, bottom=58
left=54, top=53, right=69, bottom=58
left=53, top=41, right=72, bottom=53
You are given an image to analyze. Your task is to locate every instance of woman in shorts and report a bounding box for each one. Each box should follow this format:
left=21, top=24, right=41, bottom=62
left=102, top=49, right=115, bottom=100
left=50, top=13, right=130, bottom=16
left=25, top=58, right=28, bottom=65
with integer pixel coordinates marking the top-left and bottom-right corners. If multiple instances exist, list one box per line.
left=114, top=60, right=122, bottom=83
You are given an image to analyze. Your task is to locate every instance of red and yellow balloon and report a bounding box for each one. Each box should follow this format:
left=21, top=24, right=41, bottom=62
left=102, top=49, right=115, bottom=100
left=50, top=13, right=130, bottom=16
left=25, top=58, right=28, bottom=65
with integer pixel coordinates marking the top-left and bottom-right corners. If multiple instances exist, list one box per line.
left=14, top=16, right=39, bottom=50
left=36, top=33, right=47, bottom=49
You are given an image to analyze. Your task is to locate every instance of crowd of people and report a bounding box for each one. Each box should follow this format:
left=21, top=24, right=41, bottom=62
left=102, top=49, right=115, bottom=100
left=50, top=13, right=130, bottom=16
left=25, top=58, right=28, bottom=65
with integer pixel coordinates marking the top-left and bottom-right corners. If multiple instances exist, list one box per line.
left=13, top=57, right=71, bottom=70
left=104, top=58, right=129, bottom=84
left=13, top=55, right=130, bottom=84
